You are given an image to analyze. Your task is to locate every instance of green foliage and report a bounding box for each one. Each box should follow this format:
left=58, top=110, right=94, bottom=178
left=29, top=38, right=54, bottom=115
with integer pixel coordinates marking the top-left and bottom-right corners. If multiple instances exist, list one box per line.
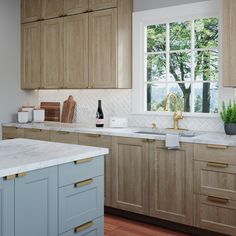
left=220, top=100, right=236, bottom=123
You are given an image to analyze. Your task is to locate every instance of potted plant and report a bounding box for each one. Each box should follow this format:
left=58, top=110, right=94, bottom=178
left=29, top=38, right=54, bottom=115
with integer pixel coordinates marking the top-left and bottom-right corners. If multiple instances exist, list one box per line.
left=220, top=100, right=236, bottom=135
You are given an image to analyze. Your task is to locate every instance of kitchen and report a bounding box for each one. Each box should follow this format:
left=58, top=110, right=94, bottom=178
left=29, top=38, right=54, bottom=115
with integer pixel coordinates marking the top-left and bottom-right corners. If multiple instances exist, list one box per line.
left=0, top=0, right=236, bottom=236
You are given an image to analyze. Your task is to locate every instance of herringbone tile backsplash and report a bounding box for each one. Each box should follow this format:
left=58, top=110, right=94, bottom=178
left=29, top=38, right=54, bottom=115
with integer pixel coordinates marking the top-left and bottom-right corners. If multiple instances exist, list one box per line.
left=38, top=89, right=224, bottom=132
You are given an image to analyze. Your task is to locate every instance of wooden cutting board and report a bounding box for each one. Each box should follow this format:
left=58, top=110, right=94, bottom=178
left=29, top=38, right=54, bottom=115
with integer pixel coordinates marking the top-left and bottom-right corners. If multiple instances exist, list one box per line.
left=40, top=102, right=60, bottom=122
left=61, top=96, right=76, bottom=123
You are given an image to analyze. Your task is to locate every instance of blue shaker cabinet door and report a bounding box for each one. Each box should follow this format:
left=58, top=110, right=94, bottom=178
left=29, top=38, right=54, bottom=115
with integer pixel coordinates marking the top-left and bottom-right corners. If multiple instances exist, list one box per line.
left=0, top=178, right=14, bottom=236
left=15, top=167, right=58, bottom=236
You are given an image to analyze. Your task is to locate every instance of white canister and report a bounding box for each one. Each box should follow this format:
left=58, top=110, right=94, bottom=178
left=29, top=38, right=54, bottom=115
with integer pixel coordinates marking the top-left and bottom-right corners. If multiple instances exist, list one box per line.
left=22, top=106, right=34, bottom=122
left=18, top=111, right=29, bottom=123
left=33, top=109, right=45, bottom=123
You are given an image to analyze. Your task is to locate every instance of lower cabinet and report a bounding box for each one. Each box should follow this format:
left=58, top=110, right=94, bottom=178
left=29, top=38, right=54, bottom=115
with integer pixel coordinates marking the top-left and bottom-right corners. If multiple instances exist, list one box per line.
left=2, top=127, right=24, bottom=140
left=24, top=128, right=50, bottom=141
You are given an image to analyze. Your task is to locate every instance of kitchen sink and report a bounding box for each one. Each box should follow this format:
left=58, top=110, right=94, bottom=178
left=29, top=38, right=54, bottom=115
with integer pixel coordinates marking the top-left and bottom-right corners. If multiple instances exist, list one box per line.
left=135, top=131, right=196, bottom=138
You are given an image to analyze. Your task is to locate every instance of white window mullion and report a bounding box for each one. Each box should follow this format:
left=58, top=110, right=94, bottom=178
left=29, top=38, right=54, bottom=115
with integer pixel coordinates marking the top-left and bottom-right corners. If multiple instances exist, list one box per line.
left=166, top=23, right=170, bottom=94
left=190, top=19, right=195, bottom=113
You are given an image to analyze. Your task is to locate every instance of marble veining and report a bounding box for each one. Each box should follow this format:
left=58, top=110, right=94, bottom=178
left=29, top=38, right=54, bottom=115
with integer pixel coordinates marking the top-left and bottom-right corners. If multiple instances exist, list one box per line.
left=0, top=138, right=108, bottom=178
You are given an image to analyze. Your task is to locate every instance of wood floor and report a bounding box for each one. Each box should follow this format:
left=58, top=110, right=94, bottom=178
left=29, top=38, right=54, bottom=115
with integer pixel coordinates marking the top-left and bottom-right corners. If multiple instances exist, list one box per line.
left=105, top=214, right=190, bottom=236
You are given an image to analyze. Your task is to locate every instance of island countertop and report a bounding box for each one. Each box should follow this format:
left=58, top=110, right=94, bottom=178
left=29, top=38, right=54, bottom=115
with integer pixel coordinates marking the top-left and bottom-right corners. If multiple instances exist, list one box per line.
left=0, top=138, right=108, bottom=178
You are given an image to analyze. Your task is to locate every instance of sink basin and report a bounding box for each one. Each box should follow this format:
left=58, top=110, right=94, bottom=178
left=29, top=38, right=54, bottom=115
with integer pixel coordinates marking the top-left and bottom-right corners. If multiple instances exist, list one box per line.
left=135, top=131, right=196, bottom=138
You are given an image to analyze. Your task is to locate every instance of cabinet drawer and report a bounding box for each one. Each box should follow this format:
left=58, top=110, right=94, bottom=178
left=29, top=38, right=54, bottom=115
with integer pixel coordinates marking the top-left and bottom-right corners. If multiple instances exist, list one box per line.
left=2, top=127, right=24, bottom=140
left=60, top=217, right=104, bottom=236
left=194, top=144, right=236, bottom=164
left=24, top=128, right=50, bottom=141
left=195, top=194, right=236, bottom=236
left=50, top=131, right=78, bottom=144
left=194, top=161, right=236, bottom=200
left=79, top=133, right=111, bottom=148
left=59, top=176, right=104, bottom=234
left=59, top=155, right=104, bottom=187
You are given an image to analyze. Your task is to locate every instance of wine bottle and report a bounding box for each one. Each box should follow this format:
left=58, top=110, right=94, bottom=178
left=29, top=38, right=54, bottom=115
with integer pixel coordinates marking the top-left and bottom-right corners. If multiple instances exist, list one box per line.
left=96, top=100, right=104, bottom=127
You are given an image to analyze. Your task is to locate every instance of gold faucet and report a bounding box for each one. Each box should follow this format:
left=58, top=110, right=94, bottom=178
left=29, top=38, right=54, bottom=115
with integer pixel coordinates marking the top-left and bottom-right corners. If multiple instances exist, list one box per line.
left=164, top=93, right=183, bottom=130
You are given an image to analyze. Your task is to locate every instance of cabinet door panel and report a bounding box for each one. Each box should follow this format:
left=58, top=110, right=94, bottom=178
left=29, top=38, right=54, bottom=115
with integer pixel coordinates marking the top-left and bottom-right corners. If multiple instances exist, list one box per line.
left=89, top=0, right=117, bottom=11
left=42, top=0, right=64, bottom=19
left=24, top=128, right=50, bottom=141
left=89, top=9, right=117, bottom=88
left=149, top=142, right=194, bottom=225
left=2, top=127, right=25, bottom=140
left=112, top=137, right=149, bottom=214
left=15, top=167, right=58, bottom=236
left=21, top=22, right=41, bottom=89
left=50, top=131, right=79, bottom=144
left=0, top=178, right=14, bottom=236
left=21, top=0, right=42, bottom=23
left=41, top=18, right=64, bottom=88
left=64, top=14, right=89, bottom=88
left=64, top=0, right=89, bottom=15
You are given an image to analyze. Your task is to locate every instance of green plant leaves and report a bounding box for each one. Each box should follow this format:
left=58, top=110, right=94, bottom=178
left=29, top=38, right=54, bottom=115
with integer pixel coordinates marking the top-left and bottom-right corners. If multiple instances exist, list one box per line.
left=220, top=100, right=236, bottom=123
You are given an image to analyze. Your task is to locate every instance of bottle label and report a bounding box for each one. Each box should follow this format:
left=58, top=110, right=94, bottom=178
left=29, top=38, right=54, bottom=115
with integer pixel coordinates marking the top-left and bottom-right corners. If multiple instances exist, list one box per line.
left=96, top=119, right=104, bottom=125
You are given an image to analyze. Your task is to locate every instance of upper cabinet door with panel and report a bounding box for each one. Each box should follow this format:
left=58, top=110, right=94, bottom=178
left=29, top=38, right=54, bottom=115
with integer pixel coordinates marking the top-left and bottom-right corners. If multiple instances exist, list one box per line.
left=64, top=14, right=89, bottom=88
left=21, top=0, right=42, bottom=23
left=41, top=18, right=64, bottom=89
left=89, top=0, right=117, bottom=11
left=64, top=0, right=89, bottom=15
left=21, top=22, right=41, bottom=89
left=89, top=9, right=117, bottom=88
left=42, top=0, right=64, bottom=20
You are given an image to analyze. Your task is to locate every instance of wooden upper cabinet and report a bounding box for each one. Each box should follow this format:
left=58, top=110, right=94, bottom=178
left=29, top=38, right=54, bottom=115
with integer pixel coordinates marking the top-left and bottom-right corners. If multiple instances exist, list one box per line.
left=21, top=0, right=42, bottom=23
left=42, top=0, right=64, bottom=20
left=89, top=9, right=117, bottom=88
left=64, top=14, right=89, bottom=88
left=223, top=0, right=236, bottom=87
left=41, top=18, right=64, bottom=88
left=89, top=0, right=117, bottom=11
left=149, top=142, right=194, bottom=226
left=64, top=0, right=89, bottom=15
left=21, top=22, right=41, bottom=89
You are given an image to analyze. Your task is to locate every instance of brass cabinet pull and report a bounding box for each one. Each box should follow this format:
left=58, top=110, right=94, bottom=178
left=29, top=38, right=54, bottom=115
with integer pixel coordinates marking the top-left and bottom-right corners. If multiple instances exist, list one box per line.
left=207, top=196, right=229, bottom=204
left=58, top=131, right=70, bottom=135
left=4, top=174, right=16, bottom=181
left=74, top=157, right=94, bottom=165
left=85, top=134, right=101, bottom=138
left=207, top=144, right=228, bottom=149
left=74, top=221, right=94, bottom=233
left=142, top=139, right=155, bottom=143
left=74, top=178, right=93, bottom=188
left=17, top=172, right=27, bottom=178
left=207, top=162, right=229, bottom=168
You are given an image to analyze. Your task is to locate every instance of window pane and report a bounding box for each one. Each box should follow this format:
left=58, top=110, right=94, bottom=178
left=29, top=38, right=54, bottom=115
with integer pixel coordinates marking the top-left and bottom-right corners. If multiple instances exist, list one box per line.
left=195, top=18, right=218, bottom=49
left=168, top=83, right=191, bottom=112
left=170, top=21, right=191, bottom=50
left=169, top=52, right=191, bottom=82
left=195, top=50, right=218, bottom=81
left=194, top=82, right=218, bottom=113
left=147, top=24, right=166, bottom=52
left=147, top=84, right=167, bottom=111
left=146, top=54, right=166, bottom=82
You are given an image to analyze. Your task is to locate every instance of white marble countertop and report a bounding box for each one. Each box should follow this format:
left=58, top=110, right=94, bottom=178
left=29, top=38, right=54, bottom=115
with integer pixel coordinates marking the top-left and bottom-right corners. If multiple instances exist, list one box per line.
left=3, top=122, right=236, bottom=147
left=0, top=138, right=108, bottom=178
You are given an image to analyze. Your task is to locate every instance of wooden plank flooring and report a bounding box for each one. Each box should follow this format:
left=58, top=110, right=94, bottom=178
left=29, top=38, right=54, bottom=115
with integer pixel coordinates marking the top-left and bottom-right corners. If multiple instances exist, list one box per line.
left=105, top=214, right=190, bottom=236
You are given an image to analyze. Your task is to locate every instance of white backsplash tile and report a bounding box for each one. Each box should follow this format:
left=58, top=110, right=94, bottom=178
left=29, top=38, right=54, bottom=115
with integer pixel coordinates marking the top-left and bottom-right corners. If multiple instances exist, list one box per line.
left=38, top=89, right=224, bottom=132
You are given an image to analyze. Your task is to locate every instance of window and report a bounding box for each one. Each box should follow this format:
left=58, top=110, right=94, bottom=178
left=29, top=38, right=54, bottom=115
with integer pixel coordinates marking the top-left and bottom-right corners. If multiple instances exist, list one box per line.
left=145, top=18, right=219, bottom=113
left=132, top=1, right=228, bottom=116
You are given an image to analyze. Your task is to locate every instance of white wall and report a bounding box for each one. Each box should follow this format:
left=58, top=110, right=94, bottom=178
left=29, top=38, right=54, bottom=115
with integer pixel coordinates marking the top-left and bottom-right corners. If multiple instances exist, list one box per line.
left=0, top=0, right=38, bottom=138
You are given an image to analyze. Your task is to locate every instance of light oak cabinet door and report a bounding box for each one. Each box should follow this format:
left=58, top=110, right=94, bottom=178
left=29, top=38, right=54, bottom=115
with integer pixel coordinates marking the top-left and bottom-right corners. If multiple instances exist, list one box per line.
left=64, top=14, right=89, bottom=88
left=2, top=127, right=25, bottom=140
left=89, top=9, right=117, bottom=88
left=112, top=137, right=149, bottom=214
left=50, top=131, right=79, bottom=144
left=223, top=0, right=236, bottom=87
left=64, top=0, right=89, bottom=15
left=21, top=22, right=41, bottom=89
left=42, top=0, right=64, bottom=20
left=89, top=0, right=117, bottom=11
left=149, top=142, right=194, bottom=226
left=21, top=0, right=42, bottom=23
left=41, top=18, right=64, bottom=89
left=24, top=128, right=50, bottom=141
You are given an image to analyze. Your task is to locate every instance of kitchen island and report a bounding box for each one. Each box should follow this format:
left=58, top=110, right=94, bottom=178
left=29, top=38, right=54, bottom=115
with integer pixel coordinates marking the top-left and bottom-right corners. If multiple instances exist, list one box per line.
left=0, top=138, right=108, bottom=236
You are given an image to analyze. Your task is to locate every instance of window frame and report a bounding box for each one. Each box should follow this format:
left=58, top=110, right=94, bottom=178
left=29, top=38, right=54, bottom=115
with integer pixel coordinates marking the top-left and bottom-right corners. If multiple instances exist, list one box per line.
left=132, top=0, right=234, bottom=118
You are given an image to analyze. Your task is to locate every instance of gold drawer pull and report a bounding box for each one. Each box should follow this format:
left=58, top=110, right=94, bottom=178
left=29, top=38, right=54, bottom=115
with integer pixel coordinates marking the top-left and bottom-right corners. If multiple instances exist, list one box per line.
left=85, top=134, right=101, bottom=138
left=74, top=221, right=94, bottom=233
left=58, top=131, right=70, bottom=135
left=74, top=178, right=93, bottom=188
left=207, top=196, right=229, bottom=204
left=4, top=174, right=16, bottom=181
left=207, top=144, right=228, bottom=149
left=207, top=162, right=229, bottom=168
left=17, top=172, right=27, bottom=178
left=74, top=157, right=94, bottom=165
